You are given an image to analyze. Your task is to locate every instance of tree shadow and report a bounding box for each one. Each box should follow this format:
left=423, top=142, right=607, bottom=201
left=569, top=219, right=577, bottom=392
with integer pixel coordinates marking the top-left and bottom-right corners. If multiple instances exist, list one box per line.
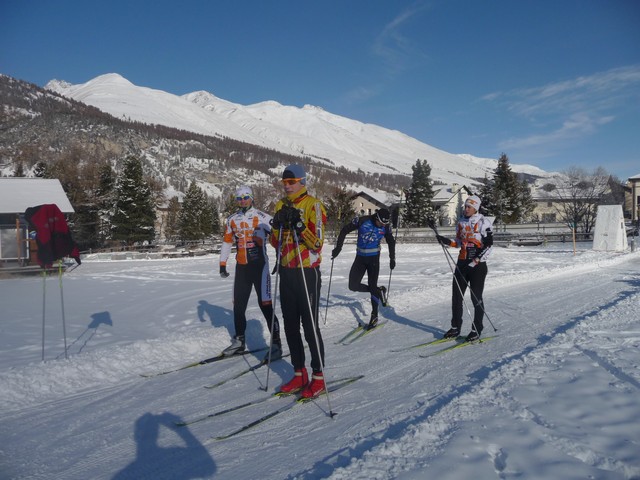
left=58, top=311, right=113, bottom=359
left=112, top=412, right=215, bottom=480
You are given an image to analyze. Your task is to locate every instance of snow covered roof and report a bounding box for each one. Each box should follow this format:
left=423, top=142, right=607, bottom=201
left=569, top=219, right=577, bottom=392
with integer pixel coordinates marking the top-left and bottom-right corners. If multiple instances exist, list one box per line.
left=0, top=178, right=74, bottom=214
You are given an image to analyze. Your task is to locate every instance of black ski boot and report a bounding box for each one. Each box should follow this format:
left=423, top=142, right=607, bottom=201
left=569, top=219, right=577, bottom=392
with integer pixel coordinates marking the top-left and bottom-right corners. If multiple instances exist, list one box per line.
left=378, top=286, right=389, bottom=307
left=443, top=328, right=460, bottom=339
left=367, top=313, right=379, bottom=330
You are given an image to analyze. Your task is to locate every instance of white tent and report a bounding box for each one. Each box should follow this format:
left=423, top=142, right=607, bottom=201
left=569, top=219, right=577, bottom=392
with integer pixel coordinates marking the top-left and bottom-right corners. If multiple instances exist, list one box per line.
left=593, top=205, right=627, bottom=251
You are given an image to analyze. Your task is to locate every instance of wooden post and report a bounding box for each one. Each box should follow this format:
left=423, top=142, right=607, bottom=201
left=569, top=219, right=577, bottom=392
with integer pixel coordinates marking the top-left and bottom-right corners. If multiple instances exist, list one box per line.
left=15, top=217, right=22, bottom=265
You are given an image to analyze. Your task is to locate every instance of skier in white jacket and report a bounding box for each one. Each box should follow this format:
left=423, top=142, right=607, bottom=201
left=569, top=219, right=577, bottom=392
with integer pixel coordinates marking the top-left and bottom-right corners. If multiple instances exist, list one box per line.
left=436, top=195, right=493, bottom=341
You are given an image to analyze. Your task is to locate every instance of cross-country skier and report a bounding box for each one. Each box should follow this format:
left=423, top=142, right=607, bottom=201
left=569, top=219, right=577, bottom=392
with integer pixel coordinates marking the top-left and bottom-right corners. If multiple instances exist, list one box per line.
left=435, top=195, right=493, bottom=341
left=271, top=164, right=328, bottom=399
left=219, top=185, right=282, bottom=360
left=331, top=208, right=396, bottom=330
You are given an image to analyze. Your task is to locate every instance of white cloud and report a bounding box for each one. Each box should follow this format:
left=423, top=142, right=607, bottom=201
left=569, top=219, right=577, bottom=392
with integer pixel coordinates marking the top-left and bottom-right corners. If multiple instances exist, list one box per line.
left=485, top=65, right=640, bottom=151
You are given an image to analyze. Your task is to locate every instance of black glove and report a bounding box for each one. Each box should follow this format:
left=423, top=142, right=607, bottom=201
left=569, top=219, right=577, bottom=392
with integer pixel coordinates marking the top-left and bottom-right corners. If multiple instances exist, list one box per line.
left=390, top=257, right=396, bottom=270
left=331, top=246, right=341, bottom=259
left=273, top=206, right=301, bottom=228
left=219, top=265, right=229, bottom=278
left=272, top=209, right=288, bottom=228
left=436, top=234, right=449, bottom=245
left=286, top=206, right=302, bottom=225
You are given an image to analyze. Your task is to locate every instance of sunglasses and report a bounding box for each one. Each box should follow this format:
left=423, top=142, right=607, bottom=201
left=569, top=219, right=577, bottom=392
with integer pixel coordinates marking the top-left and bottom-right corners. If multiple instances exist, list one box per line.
left=281, top=178, right=301, bottom=186
left=236, top=195, right=252, bottom=201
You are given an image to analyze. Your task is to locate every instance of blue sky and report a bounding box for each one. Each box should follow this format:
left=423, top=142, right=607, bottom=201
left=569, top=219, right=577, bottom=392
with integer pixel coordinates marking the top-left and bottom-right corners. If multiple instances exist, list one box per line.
left=2, top=0, right=639, bottom=179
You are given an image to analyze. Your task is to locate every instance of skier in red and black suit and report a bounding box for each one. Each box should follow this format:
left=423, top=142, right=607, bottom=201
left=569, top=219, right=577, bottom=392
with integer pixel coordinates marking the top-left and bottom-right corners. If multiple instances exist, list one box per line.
left=331, top=208, right=396, bottom=330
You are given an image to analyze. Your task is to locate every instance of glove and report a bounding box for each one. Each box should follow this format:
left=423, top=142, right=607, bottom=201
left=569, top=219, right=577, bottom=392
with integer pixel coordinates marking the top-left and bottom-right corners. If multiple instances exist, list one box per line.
left=219, top=265, right=230, bottom=278
left=286, top=206, right=302, bottom=225
left=331, top=246, right=341, bottom=259
left=436, top=234, right=449, bottom=245
left=272, top=209, right=288, bottom=228
left=390, top=258, right=396, bottom=270
left=273, top=206, right=301, bottom=228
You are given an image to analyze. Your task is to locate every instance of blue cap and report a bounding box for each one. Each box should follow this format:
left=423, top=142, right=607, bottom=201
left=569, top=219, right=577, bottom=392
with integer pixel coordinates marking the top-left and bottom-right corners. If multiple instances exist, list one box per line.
left=283, top=164, right=306, bottom=185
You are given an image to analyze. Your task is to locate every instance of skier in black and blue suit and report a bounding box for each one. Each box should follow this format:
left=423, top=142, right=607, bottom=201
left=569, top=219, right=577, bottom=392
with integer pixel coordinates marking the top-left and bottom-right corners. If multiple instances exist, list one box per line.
left=332, top=208, right=396, bottom=329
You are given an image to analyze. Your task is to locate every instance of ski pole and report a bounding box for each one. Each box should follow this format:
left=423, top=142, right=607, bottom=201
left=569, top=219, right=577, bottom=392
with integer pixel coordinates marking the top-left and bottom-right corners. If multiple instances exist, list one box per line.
left=42, top=269, right=46, bottom=361
left=58, top=260, right=68, bottom=360
left=264, top=228, right=283, bottom=391
left=387, top=189, right=402, bottom=299
left=322, top=257, right=334, bottom=326
left=293, top=228, right=335, bottom=417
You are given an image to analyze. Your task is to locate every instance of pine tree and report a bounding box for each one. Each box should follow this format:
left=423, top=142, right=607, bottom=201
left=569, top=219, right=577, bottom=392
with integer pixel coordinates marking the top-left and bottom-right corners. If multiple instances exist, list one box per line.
left=178, top=181, right=210, bottom=242
left=209, top=198, right=221, bottom=236
left=403, top=159, right=435, bottom=227
left=96, top=163, right=116, bottom=245
left=484, top=153, right=533, bottom=224
left=164, top=196, right=181, bottom=242
left=110, top=156, right=156, bottom=246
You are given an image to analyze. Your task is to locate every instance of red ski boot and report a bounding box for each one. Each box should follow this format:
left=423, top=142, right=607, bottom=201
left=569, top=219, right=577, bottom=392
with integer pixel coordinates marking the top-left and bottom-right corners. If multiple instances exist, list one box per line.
left=278, top=368, right=308, bottom=394
left=300, top=372, right=326, bottom=399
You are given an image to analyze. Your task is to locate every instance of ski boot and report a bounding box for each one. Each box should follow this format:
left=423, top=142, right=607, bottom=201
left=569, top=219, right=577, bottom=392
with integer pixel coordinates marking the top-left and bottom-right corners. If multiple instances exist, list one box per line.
left=222, top=335, right=245, bottom=356
left=366, top=313, right=379, bottom=330
left=300, top=372, right=326, bottom=399
left=443, top=328, right=460, bottom=339
left=378, top=286, right=389, bottom=307
left=278, top=368, right=308, bottom=394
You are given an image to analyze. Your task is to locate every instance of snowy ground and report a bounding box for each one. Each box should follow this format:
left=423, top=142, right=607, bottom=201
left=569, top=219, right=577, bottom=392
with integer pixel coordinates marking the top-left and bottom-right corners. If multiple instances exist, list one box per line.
left=1, top=242, right=639, bottom=480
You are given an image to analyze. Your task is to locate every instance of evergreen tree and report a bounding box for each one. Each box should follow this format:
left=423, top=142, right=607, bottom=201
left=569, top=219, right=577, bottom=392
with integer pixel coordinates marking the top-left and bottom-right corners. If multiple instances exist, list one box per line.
left=403, top=159, right=435, bottom=227
left=177, top=181, right=210, bottom=241
left=110, top=155, right=156, bottom=245
left=484, top=153, right=533, bottom=224
left=96, top=163, right=116, bottom=245
left=209, top=198, right=221, bottom=236
left=323, top=187, right=356, bottom=237
left=164, top=196, right=181, bottom=242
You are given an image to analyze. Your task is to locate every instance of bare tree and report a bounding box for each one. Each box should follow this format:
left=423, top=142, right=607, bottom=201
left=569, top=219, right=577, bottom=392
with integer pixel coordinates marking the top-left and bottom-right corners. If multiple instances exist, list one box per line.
left=549, top=167, right=611, bottom=233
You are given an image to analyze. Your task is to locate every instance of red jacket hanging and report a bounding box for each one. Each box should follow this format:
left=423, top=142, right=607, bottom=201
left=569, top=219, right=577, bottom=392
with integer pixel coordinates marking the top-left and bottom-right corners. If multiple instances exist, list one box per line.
left=24, top=204, right=81, bottom=268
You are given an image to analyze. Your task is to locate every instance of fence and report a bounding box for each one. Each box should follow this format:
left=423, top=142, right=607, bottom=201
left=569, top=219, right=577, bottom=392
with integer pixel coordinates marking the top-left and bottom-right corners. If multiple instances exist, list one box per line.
left=327, top=222, right=588, bottom=245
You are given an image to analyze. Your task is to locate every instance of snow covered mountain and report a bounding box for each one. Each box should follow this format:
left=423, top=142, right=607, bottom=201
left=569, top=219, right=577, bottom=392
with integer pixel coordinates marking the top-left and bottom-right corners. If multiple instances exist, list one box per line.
left=45, top=73, right=553, bottom=186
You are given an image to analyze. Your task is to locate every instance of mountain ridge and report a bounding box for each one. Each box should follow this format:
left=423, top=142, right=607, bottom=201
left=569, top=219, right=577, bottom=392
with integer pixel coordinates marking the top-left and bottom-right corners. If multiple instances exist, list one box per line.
left=45, top=73, right=555, bottom=186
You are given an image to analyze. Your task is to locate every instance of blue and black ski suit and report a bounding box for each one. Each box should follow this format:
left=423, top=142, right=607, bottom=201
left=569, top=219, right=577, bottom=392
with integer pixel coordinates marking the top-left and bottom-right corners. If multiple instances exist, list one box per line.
left=333, top=215, right=396, bottom=318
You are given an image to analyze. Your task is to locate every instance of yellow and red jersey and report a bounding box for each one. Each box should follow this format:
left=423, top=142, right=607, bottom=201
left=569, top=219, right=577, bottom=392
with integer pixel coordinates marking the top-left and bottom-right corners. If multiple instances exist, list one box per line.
left=220, top=206, right=273, bottom=266
left=271, top=187, right=326, bottom=268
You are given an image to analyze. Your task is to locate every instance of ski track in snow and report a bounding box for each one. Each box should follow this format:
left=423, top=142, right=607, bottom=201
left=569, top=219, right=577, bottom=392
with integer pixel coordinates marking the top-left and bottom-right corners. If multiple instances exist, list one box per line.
left=1, top=245, right=639, bottom=479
